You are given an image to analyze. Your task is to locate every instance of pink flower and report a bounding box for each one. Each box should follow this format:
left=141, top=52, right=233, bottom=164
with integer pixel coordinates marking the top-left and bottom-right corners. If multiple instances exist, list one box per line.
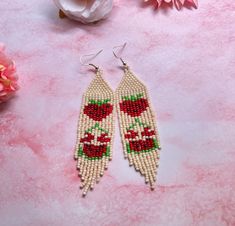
left=144, top=0, right=198, bottom=10
left=0, top=44, right=19, bottom=103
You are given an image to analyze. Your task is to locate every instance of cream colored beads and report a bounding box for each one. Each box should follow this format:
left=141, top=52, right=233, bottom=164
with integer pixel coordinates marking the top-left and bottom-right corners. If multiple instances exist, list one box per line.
left=116, top=66, right=161, bottom=189
left=75, top=69, right=115, bottom=196
left=75, top=64, right=161, bottom=194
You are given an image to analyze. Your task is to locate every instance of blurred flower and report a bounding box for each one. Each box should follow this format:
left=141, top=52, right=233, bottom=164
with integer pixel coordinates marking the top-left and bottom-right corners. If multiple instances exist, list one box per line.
left=144, top=0, right=198, bottom=10
left=54, top=0, right=113, bottom=24
left=0, top=44, right=19, bottom=103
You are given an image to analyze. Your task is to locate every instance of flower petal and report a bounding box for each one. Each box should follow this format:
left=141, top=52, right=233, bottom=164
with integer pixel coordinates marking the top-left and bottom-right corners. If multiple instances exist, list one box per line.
left=54, top=0, right=87, bottom=12
left=0, top=83, right=4, bottom=91
left=54, top=0, right=113, bottom=23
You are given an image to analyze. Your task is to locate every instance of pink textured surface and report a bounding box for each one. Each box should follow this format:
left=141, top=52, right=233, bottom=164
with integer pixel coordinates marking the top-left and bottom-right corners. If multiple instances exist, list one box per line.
left=0, top=0, right=235, bottom=225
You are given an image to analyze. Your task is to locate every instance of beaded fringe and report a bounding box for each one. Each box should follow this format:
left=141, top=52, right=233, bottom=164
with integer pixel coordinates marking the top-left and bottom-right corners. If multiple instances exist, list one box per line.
left=116, top=66, right=161, bottom=189
left=75, top=69, right=114, bottom=196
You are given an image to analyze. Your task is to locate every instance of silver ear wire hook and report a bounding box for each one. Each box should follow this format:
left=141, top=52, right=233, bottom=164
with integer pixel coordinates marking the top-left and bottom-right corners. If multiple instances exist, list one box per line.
left=80, top=49, right=103, bottom=70
left=112, top=42, right=127, bottom=66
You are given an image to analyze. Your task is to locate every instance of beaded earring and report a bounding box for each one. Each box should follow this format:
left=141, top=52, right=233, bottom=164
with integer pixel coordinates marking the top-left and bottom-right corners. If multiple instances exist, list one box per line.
left=75, top=50, right=115, bottom=196
left=114, top=43, right=161, bottom=190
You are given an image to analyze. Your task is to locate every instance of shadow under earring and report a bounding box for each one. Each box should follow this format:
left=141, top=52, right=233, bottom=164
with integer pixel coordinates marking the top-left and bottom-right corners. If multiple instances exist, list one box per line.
left=114, top=46, right=161, bottom=190
left=75, top=52, right=115, bottom=196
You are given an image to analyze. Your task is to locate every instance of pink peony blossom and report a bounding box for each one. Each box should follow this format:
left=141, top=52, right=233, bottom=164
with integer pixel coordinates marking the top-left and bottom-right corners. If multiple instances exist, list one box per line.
left=0, top=44, right=19, bottom=103
left=144, top=0, right=198, bottom=10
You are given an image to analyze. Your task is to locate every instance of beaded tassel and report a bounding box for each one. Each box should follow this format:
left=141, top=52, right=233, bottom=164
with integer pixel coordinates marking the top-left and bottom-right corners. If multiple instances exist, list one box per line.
left=75, top=69, right=114, bottom=196
left=116, top=65, right=161, bottom=189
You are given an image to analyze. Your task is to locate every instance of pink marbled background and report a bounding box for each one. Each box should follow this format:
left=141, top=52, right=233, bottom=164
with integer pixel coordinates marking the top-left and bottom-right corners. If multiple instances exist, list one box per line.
left=0, top=0, right=235, bottom=225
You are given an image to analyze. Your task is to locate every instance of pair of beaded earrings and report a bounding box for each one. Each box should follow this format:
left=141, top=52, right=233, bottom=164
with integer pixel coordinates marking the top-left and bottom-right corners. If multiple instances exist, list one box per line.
left=74, top=43, right=161, bottom=196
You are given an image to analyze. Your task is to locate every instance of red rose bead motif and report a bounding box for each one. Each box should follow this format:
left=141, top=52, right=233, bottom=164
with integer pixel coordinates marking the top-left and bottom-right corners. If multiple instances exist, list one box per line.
left=124, top=130, right=138, bottom=139
left=129, top=138, right=155, bottom=152
left=141, top=127, right=155, bottom=137
left=80, top=131, right=111, bottom=158
left=83, top=144, right=107, bottom=158
left=84, top=99, right=113, bottom=121
left=120, top=94, right=149, bottom=117
left=124, top=125, right=157, bottom=153
left=97, top=133, right=111, bottom=143
left=80, top=132, right=94, bottom=143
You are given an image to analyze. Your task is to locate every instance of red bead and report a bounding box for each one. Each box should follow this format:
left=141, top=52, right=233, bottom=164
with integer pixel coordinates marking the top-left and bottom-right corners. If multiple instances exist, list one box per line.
left=84, top=103, right=113, bottom=121
left=120, top=98, right=149, bottom=117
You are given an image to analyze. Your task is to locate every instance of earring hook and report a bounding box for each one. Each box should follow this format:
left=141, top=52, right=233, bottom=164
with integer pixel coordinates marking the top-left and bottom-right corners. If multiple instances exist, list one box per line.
left=112, top=42, right=127, bottom=66
left=80, top=49, right=103, bottom=70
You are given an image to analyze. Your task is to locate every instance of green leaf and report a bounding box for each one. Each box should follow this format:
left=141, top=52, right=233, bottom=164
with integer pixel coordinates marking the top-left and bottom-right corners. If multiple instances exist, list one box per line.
left=78, top=146, right=83, bottom=156
left=103, top=99, right=111, bottom=104
left=105, top=146, right=110, bottom=157
left=89, top=99, right=111, bottom=105
left=137, top=93, right=143, bottom=98
left=89, top=100, right=97, bottom=104
left=122, top=96, right=129, bottom=101
left=126, top=143, right=131, bottom=153
left=121, top=93, right=144, bottom=101
left=153, top=138, right=159, bottom=149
